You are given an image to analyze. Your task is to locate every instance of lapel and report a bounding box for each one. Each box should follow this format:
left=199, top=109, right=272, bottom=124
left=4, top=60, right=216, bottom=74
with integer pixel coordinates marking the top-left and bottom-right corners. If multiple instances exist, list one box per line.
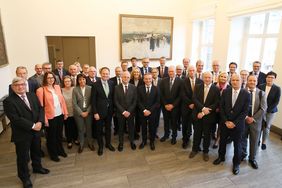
left=204, top=85, right=213, bottom=105
left=232, top=89, right=243, bottom=109
left=77, top=87, right=83, bottom=98
left=15, top=93, right=32, bottom=112
left=253, top=89, right=260, bottom=112
left=99, top=81, right=108, bottom=98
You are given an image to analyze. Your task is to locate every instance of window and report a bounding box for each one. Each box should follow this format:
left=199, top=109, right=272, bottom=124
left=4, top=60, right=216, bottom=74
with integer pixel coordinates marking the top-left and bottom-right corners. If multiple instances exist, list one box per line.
left=227, top=10, right=282, bottom=72
left=191, top=19, right=215, bottom=70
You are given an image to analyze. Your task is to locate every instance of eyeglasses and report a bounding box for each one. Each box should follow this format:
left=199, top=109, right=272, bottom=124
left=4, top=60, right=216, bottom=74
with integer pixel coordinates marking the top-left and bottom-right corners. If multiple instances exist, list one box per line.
left=13, top=83, right=26, bottom=87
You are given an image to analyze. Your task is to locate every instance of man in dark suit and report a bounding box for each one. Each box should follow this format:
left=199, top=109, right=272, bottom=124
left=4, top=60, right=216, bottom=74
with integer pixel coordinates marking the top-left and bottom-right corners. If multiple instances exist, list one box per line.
left=182, top=58, right=190, bottom=78
left=53, top=60, right=69, bottom=84
left=249, top=61, right=266, bottom=86
left=140, top=57, right=152, bottom=76
left=258, top=71, right=281, bottom=150
left=92, top=67, right=115, bottom=156
left=128, top=57, right=140, bottom=73
left=213, top=74, right=250, bottom=175
left=9, top=66, right=39, bottom=95
left=195, top=60, right=204, bottom=79
left=138, top=73, right=160, bottom=150
left=242, top=75, right=267, bottom=169
left=157, top=56, right=169, bottom=78
left=4, top=77, right=49, bottom=188
left=160, top=66, right=182, bottom=144
left=110, top=66, right=122, bottom=135
left=114, top=71, right=137, bottom=151
left=152, top=68, right=162, bottom=137
left=189, top=72, right=220, bottom=161
left=181, top=65, right=203, bottom=149
left=176, top=65, right=186, bottom=79
left=86, top=66, right=101, bottom=87
left=227, top=62, right=237, bottom=83
left=211, top=60, right=221, bottom=83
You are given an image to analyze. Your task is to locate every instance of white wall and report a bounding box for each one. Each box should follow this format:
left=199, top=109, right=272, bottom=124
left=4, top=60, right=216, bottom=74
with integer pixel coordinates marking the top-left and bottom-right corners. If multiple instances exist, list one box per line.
left=0, top=0, right=191, bottom=97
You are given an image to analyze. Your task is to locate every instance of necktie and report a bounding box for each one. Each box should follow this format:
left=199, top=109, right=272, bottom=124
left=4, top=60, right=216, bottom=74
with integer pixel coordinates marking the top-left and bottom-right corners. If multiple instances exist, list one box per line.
left=103, top=82, right=109, bottom=97
left=204, top=85, right=209, bottom=103
left=241, top=82, right=245, bottom=89
left=248, top=90, right=253, bottom=116
left=169, top=78, right=173, bottom=91
left=72, top=77, right=76, bottom=86
left=160, top=67, right=164, bottom=78
left=232, top=91, right=238, bottom=107
left=124, top=85, right=128, bottom=94
left=254, top=72, right=257, bottom=76
left=191, top=79, right=195, bottom=92
left=146, top=86, right=150, bottom=95
left=118, top=77, right=121, bottom=85
left=145, top=68, right=148, bottom=74
left=59, top=70, right=63, bottom=80
left=21, top=95, right=31, bottom=109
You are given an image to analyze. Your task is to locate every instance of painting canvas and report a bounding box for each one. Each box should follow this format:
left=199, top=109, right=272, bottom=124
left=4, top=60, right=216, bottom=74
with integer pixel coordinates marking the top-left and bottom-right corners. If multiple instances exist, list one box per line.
left=120, top=14, right=173, bottom=60
left=0, top=13, right=8, bottom=67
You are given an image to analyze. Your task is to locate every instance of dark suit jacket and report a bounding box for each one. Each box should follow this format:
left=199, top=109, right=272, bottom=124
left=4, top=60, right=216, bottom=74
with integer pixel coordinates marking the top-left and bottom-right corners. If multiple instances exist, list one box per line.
left=129, top=79, right=144, bottom=88
left=140, top=67, right=152, bottom=76
left=157, top=66, right=169, bottom=78
left=160, top=77, right=182, bottom=108
left=182, top=78, right=203, bottom=113
left=91, top=80, right=114, bottom=119
left=220, top=87, right=250, bottom=130
left=114, top=83, right=137, bottom=117
left=9, top=79, right=39, bottom=95
left=86, top=76, right=101, bottom=87
left=250, top=71, right=266, bottom=86
left=192, top=83, right=220, bottom=123
left=4, top=92, right=44, bottom=143
left=137, top=85, right=160, bottom=115
left=53, top=68, right=69, bottom=82
left=109, top=76, right=121, bottom=87
left=258, top=83, right=281, bottom=113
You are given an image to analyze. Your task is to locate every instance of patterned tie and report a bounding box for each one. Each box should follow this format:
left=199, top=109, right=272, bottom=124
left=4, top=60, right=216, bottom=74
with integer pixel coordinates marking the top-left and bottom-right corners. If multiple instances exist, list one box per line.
left=103, top=81, right=109, bottom=97
left=169, top=78, right=173, bottom=91
left=248, top=90, right=253, bottom=116
left=232, top=90, right=238, bottom=107
left=160, top=67, right=164, bottom=78
left=21, top=95, right=31, bottom=109
left=146, top=86, right=150, bottom=96
left=118, top=77, right=121, bottom=85
left=124, top=85, right=128, bottom=95
left=191, top=79, right=195, bottom=92
left=204, top=85, right=209, bottom=103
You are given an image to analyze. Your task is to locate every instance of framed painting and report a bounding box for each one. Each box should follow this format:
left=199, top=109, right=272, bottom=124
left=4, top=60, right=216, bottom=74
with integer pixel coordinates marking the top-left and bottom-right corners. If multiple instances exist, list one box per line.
left=120, top=14, right=173, bottom=60
left=0, top=13, right=8, bottom=67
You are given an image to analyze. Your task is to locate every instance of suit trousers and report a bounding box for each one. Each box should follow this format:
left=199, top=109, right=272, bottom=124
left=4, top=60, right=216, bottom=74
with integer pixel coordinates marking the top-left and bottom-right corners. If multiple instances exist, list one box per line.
left=46, top=114, right=65, bottom=158
left=262, top=112, right=276, bottom=143
left=15, top=133, right=42, bottom=182
left=162, top=107, right=178, bottom=139
left=96, top=114, right=112, bottom=148
left=181, top=110, right=193, bottom=143
left=192, top=119, right=211, bottom=153
left=64, top=116, right=78, bottom=143
left=141, top=114, right=157, bottom=143
left=74, top=113, right=93, bottom=147
left=118, top=115, right=135, bottom=144
left=218, top=125, right=243, bottom=166
left=242, top=123, right=261, bottom=160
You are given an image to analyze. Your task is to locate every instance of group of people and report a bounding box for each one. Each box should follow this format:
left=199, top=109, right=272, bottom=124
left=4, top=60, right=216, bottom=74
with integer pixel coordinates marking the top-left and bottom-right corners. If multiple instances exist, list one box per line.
left=4, top=57, right=281, bottom=188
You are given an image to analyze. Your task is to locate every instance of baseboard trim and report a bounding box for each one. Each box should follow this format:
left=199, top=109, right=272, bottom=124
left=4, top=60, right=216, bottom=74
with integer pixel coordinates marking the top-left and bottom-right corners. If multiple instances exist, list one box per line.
left=271, top=125, right=282, bottom=136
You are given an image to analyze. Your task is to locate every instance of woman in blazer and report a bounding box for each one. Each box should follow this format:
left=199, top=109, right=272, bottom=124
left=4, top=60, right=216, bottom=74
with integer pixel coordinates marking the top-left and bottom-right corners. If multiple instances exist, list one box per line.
left=72, top=74, right=94, bottom=153
left=36, top=72, right=68, bottom=162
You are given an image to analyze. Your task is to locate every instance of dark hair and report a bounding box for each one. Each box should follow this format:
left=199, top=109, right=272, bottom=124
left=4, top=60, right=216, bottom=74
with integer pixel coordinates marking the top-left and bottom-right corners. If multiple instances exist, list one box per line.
left=42, top=72, right=56, bottom=86
left=99, top=67, right=110, bottom=74
left=131, top=57, right=137, bottom=61
left=266, top=71, right=277, bottom=78
left=253, top=61, right=261, bottom=65
left=62, top=75, right=73, bottom=88
left=229, top=62, right=237, bottom=68
left=76, top=74, right=87, bottom=86
left=56, top=59, right=63, bottom=63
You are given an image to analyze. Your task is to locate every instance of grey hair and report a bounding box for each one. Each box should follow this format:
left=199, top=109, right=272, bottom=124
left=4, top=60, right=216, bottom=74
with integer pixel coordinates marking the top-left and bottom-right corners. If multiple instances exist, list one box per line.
left=12, top=77, right=25, bottom=85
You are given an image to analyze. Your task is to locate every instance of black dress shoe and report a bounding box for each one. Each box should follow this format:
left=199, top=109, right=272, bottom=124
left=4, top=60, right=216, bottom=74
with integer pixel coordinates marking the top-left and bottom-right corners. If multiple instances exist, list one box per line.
left=88, top=144, right=95, bottom=151
left=23, top=179, right=32, bottom=188
left=118, top=144, right=123, bottom=152
left=160, top=136, right=168, bottom=142
left=150, top=142, right=155, bottom=150
left=67, top=143, right=73, bottom=149
left=98, top=148, right=103, bottom=156
left=74, top=140, right=80, bottom=145
left=139, top=142, right=146, bottom=149
left=59, top=152, right=67, bottom=158
left=78, top=146, right=83, bottom=153
left=106, top=144, right=115, bottom=151
left=131, top=143, right=136, bottom=150
left=50, top=156, right=60, bottom=162
left=241, top=154, right=247, bottom=161
left=182, top=142, right=188, bottom=149
left=212, top=144, right=218, bottom=149
left=233, top=165, right=240, bottom=175
left=33, top=167, right=50, bottom=174
left=171, top=139, right=177, bottom=145
left=213, top=157, right=225, bottom=165
left=261, top=144, right=266, bottom=150
left=249, top=160, right=258, bottom=169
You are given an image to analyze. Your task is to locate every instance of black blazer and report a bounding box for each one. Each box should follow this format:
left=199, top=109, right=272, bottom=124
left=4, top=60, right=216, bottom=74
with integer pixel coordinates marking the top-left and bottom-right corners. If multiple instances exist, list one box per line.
left=137, top=85, right=160, bottom=114
left=140, top=67, right=152, bottom=76
left=160, top=77, right=182, bottom=108
left=192, top=83, right=220, bottom=123
left=53, top=68, right=69, bottom=82
left=129, top=79, right=144, bottom=88
left=250, top=71, right=266, bottom=86
left=86, top=76, right=101, bottom=87
left=220, top=87, right=250, bottom=130
left=9, top=79, right=39, bottom=95
left=91, top=80, right=114, bottom=119
left=182, top=78, right=203, bottom=112
left=109, top=76, right=121, bottom=87
left=4, top=92, right=44, bottom=143
left=114, top=83, right=137, bottom=116
left=258, top=83, right=281, bottom=113
left=157, top=66, right=169, bottom=78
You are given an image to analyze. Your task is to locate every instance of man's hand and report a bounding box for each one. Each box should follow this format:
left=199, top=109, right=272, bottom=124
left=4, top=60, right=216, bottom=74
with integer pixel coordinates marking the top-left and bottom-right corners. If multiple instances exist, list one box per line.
left=94, top=113, right=100, bottom=121
left=144, top=110, right=151, bottom=117
left=202, top=107, right=211, bottom=115
left=225, top=121, right=236, bottom=129
left=32, top=122, right=42, bottom=131
left=81, top=112, right=88, bottom=118
left=246, top=116, right=254, bottom=124
left=165, top=104, right=174, bottom=111
left=123, top=111, right=131, bottom=118
left=189, top=104, right=194, bottom=109
left=197, top=112, right=204, bottom=119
